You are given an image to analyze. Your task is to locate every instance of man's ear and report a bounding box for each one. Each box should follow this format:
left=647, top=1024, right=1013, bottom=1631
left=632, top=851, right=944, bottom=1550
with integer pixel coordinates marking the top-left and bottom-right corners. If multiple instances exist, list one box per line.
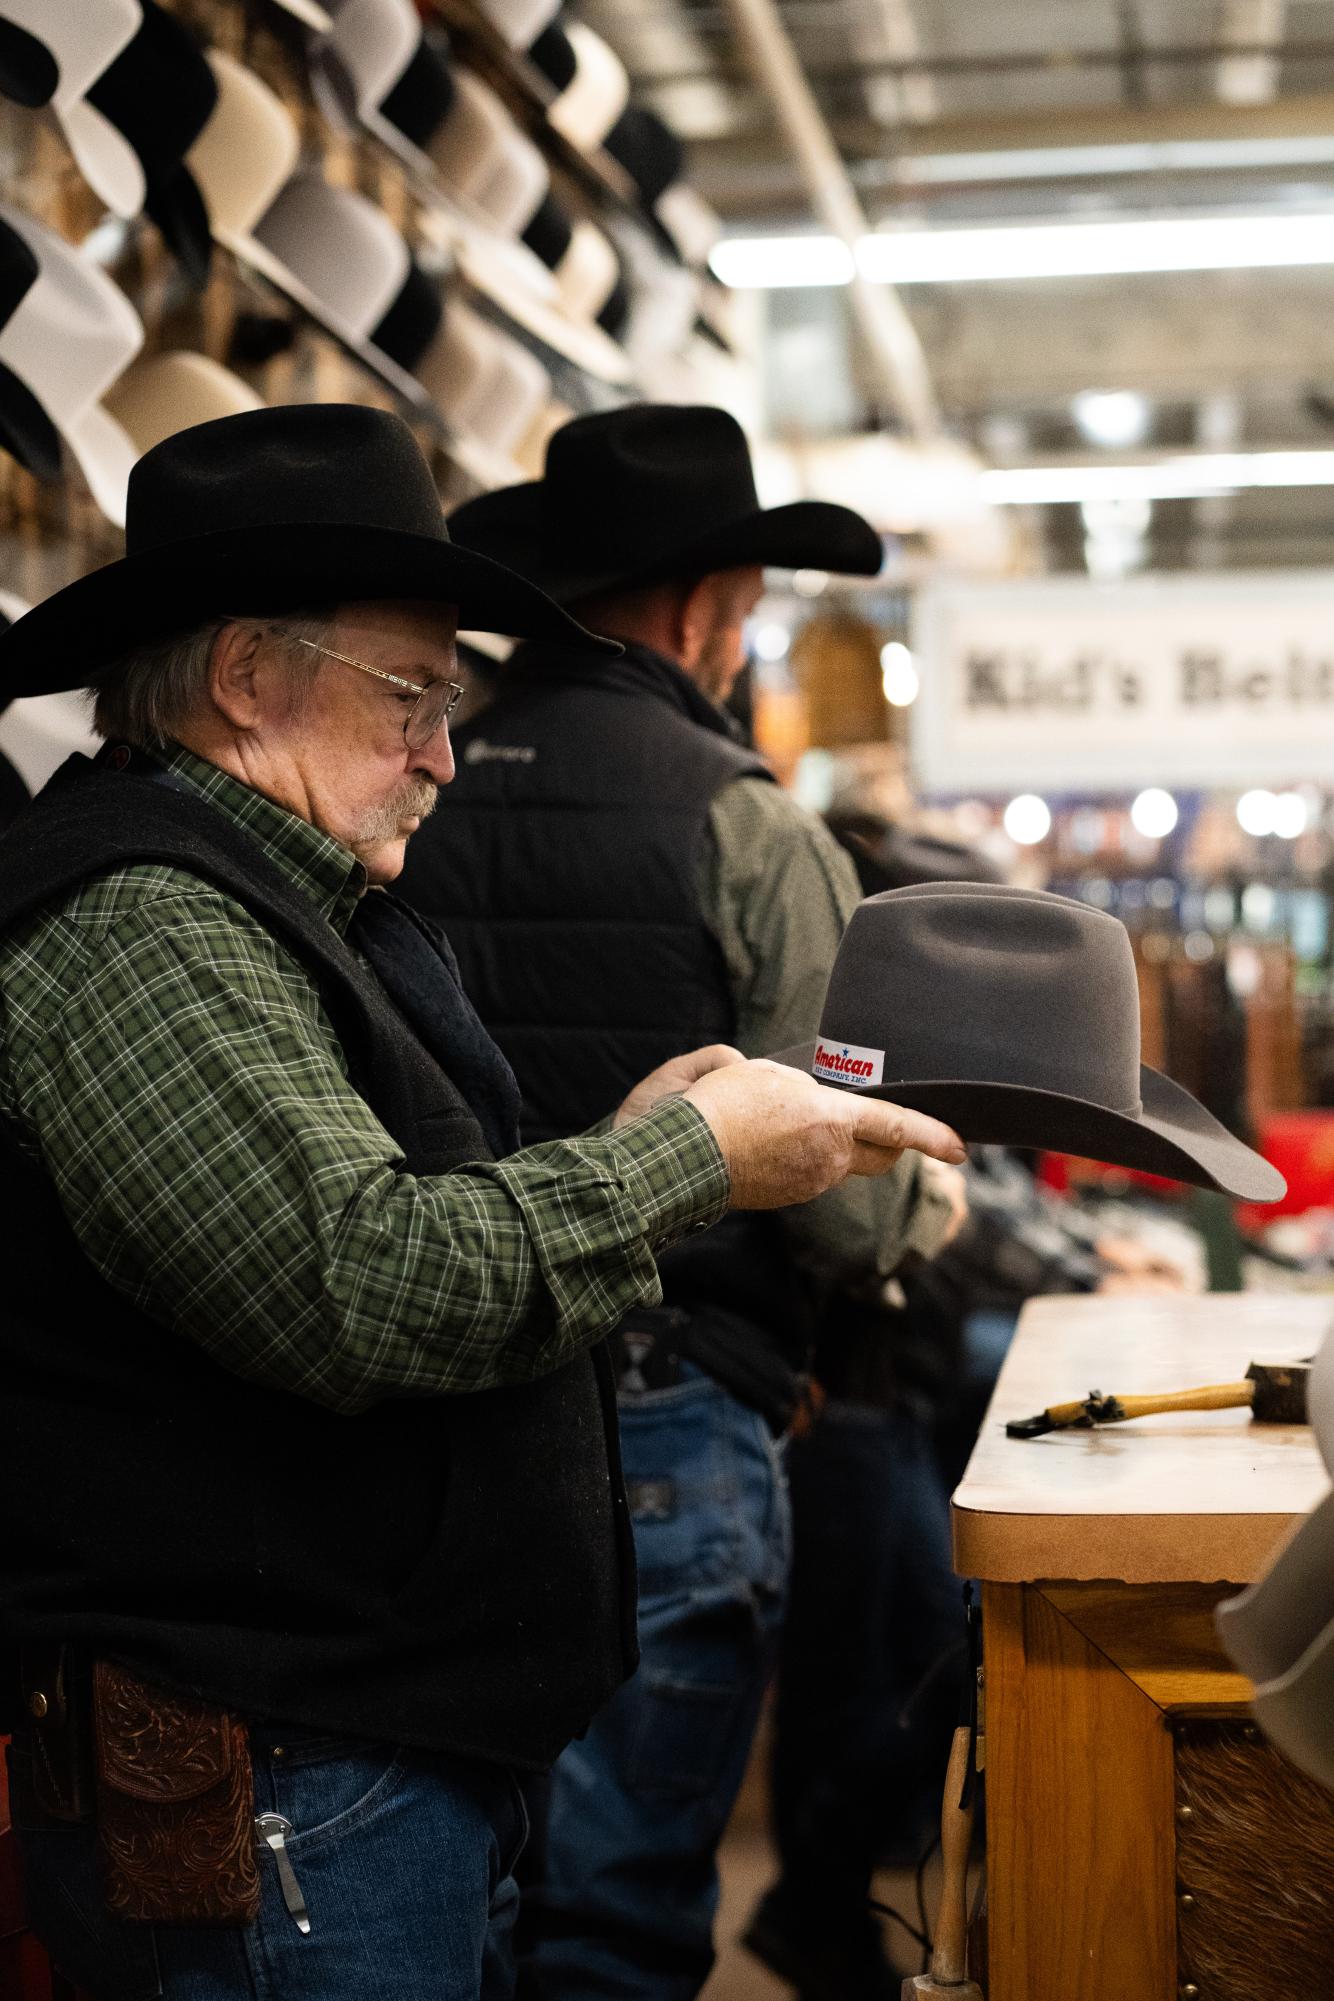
left=677, top=574, right=718, bottom=674
left=208, top=622, right=266, bottom=732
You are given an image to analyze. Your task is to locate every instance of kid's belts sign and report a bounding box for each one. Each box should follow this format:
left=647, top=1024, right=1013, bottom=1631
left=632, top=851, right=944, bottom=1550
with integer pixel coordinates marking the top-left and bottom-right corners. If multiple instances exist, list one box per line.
left=913, top=571, right=1334, bottom=792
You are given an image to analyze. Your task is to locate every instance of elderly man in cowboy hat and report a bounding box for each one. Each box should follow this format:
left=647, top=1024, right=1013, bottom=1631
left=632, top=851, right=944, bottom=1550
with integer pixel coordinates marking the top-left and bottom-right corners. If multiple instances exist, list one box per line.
left=396, top=402, right=969, bottom=2001
left=0, top=403, right=964, bottom=2001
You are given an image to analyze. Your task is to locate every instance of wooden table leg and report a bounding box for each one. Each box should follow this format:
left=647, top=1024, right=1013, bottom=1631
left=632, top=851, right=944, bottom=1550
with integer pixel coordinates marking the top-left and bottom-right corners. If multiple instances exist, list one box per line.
left=982, top=1582, right=1177, bottom=2001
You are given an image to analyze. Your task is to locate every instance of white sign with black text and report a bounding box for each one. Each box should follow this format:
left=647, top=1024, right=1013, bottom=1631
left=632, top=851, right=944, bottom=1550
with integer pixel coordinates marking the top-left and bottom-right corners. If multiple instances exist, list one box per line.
left=912, top=571, right=1334, bottom=792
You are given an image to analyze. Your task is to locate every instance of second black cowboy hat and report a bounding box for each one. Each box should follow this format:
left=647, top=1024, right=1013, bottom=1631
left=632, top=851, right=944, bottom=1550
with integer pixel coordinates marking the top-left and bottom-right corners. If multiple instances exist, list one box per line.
left=774, top=881, right=1284, bottom=1203
left=0, top=402, right=615, bottom=701
left=447, top=403, right=885, bottom=600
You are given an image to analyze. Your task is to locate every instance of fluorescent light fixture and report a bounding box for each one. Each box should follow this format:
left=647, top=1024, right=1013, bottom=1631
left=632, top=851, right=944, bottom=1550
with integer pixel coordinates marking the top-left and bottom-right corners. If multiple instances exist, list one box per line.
left=887, top=136, right=1334, bottom=187
left=709, top=235, right=855, bottom=289
left=855, top=212, right=1334, bottom=285
left=980, top=451, right=1334, bottom=504
left=712, top=210, right=1334, bottom=290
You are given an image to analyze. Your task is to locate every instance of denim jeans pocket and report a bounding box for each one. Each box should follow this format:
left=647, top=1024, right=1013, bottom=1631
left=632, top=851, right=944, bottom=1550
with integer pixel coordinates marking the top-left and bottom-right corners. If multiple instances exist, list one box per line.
left=617, top=1665, right=750, bottom=1801
left=256, top=1736, right=405, bottom=1854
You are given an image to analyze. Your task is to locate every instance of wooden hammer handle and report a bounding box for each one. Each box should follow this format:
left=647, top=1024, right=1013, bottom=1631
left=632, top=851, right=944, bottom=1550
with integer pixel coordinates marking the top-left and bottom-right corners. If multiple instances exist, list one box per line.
left=930, top=1724, right=975, bottom=1984
left=1045, top=1381, right=1255, bottom=1427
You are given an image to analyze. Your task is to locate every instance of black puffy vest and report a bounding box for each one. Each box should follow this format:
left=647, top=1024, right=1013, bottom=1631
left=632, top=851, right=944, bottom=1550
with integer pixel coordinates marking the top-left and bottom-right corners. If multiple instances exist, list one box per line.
left=0, top=762, right=633, bottom=1769
left=398, top=642, right=811, bottom=1355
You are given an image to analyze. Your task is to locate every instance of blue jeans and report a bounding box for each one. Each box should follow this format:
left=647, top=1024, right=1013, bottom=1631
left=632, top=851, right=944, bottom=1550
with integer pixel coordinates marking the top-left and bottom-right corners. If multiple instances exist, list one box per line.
left=522, top=1367, right=790, bottom=2001
left=7, top=1727, right=527, bottom=2000
left=769, top=1400, right=964, bottom=1927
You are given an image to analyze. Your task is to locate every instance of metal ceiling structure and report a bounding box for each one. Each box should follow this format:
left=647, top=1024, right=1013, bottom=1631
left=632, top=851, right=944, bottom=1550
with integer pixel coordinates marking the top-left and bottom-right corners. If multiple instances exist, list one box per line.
left=581, top=0, right=1334, bottom=572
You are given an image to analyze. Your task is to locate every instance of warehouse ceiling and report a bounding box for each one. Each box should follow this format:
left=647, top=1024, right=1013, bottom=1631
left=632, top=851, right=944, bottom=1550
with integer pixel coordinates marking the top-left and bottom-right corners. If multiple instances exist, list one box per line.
left=582, top=0, right=1334, bottom=573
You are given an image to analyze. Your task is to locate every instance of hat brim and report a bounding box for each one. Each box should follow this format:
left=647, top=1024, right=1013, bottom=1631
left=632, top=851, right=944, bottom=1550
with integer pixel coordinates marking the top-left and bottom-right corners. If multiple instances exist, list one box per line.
left=1218, top=1489, right=1334, bottom=1788
left=59, top=98, right=148, bottom=219
left=768, top=1044, right=1286, bottom=1203
left=145, top=162, right=214, bottom=291
left=0, top=521, right=617, bottom=699
left=450, top=482, right=884, bottom=598
left=453, top=234, right=632, bottom=384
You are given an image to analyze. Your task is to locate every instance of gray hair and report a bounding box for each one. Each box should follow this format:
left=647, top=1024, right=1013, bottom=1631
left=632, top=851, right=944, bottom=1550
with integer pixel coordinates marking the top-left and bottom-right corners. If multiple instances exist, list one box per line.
left=93, top=611, right=334, bottom=750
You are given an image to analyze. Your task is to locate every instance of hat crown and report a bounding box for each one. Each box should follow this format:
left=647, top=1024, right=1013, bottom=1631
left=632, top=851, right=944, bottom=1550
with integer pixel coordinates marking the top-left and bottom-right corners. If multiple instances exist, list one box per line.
left=541, top=404, right=760, bottom=554
left=0, top=205, right=143, bottom=420
left=819, top=882, right=1144, bottom=1115
left=124, top=403, right=451, bottom=556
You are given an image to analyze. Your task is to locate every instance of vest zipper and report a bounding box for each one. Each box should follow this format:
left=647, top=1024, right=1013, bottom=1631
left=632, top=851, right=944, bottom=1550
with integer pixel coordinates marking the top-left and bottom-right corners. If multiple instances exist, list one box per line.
left=255, top=1812, right=311, bottom=1933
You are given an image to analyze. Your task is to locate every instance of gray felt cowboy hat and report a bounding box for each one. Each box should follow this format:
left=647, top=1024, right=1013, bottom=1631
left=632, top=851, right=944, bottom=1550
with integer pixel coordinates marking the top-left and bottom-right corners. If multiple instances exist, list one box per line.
left=773, top=881, right=1284, bottom=1203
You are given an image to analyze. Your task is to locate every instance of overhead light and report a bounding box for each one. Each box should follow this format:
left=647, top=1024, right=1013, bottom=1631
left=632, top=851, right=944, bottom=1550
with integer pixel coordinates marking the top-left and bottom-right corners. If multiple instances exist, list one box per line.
left=1004, top=793, right=1051, bottom=845
left=1131, top=788, right=1179, bottom=839
left=1073, top=390, right=1151, bottom=451
left=709, top=235, right=855, bottom=289
left=856, top=211, right=1334, bottom=285
left=887, top=136, right=1334, bottom=187
left=712, top=210, right=1334, bottom=291
left=792, top=568, right=829, bottom=597
left=880, top=640, right=919, bottom=706
left=980, top=451, right=1334, bottom=504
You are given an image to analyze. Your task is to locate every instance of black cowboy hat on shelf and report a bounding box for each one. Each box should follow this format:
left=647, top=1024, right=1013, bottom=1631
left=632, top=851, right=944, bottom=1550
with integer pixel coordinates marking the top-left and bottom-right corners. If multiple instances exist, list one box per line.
left=448, top=403, right=884, bottom=602
left=87, top=0, right=220, bottom=290
left=772, top=881, right=1285, bottom=1203
left=0, top=217, right=60, bottom=484
left=0, top=403, right=617, bottom=701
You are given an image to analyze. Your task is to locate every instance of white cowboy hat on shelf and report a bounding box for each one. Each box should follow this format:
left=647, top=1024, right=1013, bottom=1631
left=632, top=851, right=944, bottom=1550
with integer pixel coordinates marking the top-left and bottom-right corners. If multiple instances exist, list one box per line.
left=1219, top=1328, right=1334, bottom=1790
left=309, top=0, right=425, bottom=171
left=472, top=0, right=560, bottom=55
left=101, top=351, right=263, bottom=457
left=0, top=0, right=146, bottom=218
left=545, top=24, right=629, bottom=155
left=0, top=205, right=143, bottom=523
left=551, top=218, right=619, bottom=324
left=183, top=51, right=302, bottom=266
left=656, top=183, right=722, bottom=271
left=267, top=0, right=335, bottom=30
left=416, top=296, right=549, bottom=467
left=0, top=591, right=101, bottom=788
left=416, top=69, right=629, bottom=381
left=248, top=171, right=445, bottom=413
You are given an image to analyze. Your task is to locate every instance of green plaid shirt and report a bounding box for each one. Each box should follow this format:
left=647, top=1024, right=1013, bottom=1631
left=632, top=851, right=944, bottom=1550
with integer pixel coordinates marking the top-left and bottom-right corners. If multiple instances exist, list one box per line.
left=0, top=745, right=729, bottom=1413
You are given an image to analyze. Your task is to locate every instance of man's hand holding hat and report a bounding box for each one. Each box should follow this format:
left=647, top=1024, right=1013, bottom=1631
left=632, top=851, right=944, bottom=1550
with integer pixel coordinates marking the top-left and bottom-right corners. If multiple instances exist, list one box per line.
left=617, top=1043, right=965, bottom=1211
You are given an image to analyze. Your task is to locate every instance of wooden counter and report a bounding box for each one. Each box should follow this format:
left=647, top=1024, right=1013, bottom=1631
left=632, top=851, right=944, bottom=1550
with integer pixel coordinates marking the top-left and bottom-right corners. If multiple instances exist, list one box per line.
left=953, top=1293, right=1334, bottom=2001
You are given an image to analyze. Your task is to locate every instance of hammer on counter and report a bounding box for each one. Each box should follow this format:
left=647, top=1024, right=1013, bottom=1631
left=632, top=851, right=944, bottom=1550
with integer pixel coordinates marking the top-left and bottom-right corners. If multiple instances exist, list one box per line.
left=1006, top=1358, right=1311, bottom=1439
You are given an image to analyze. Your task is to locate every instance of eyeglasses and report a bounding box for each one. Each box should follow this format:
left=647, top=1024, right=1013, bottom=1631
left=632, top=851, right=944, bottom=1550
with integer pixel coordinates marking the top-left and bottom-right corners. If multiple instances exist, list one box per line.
left=266, top=624, right=465, bottom=749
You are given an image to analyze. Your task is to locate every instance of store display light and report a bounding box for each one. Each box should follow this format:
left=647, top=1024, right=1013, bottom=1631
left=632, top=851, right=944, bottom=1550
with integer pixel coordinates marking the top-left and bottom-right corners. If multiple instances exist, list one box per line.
left=1272, top=791, right=1309, bottom=839
left=751, top=621, right=790, bottom=662
left=981, top=451, right=1334, bottom=504
left=792, top=568, right=829, bottom=597
left=1073, top=390, right=1151, bottom=450
left=1003, top=793, right=1051, bottom=845
left=879, top=640, right=919, bottom=706
left=1130, top=788, right=1179, bottom=839
left=1236, top=788, right=1279, bottom=836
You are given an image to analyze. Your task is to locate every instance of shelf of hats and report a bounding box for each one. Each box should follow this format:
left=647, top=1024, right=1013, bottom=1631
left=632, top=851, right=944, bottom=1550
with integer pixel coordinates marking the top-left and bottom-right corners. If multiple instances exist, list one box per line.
left=0, top=0, right=745, bottom=824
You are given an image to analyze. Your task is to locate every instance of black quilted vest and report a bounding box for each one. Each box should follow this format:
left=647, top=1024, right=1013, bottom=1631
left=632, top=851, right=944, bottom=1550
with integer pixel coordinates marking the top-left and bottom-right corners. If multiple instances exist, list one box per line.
left=397, top=641, right=811, bottom=1355
left=0, top=761, right=633, bottom=1768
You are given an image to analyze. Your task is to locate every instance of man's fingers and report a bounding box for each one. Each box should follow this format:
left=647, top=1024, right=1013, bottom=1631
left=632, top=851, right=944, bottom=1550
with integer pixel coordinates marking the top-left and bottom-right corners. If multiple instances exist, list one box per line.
left=673, top=1043, right=747, bottom=1082
left=846, top=1097, right=966, bottom=1164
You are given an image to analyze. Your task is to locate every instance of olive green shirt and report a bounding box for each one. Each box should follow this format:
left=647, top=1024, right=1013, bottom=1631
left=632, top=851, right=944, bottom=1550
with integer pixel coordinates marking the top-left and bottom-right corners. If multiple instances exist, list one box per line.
left=0, top=745, right=730, bottom=1414
left=705, top=776, right=953, bottom=1283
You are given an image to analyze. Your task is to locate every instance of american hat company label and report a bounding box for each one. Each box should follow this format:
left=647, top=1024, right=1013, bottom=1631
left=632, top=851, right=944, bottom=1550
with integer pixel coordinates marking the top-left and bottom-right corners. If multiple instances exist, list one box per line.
left=813, top=1038, right=885, bottom=1088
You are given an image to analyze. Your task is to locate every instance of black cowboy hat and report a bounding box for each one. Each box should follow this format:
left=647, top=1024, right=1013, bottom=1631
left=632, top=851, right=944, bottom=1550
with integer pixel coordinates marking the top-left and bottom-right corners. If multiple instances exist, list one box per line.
left=448, top=404, right=883, bottom=603
left=773, top=881, right=1285, bottom=1203
left=0, top=217, right=60, bottom=485
left=0, top=402, right=616, bottom=699
left=87, top=1, right=219, bottom=289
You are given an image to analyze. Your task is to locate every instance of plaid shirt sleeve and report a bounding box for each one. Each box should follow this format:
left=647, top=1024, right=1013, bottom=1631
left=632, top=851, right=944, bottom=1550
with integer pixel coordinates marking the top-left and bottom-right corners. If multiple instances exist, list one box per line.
left=3, top=877, right=729, bottom=1414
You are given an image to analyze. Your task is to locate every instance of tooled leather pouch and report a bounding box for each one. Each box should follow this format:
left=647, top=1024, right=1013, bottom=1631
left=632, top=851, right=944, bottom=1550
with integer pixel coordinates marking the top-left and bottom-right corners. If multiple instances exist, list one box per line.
left=92, top=1659, right=261, bottom=1925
